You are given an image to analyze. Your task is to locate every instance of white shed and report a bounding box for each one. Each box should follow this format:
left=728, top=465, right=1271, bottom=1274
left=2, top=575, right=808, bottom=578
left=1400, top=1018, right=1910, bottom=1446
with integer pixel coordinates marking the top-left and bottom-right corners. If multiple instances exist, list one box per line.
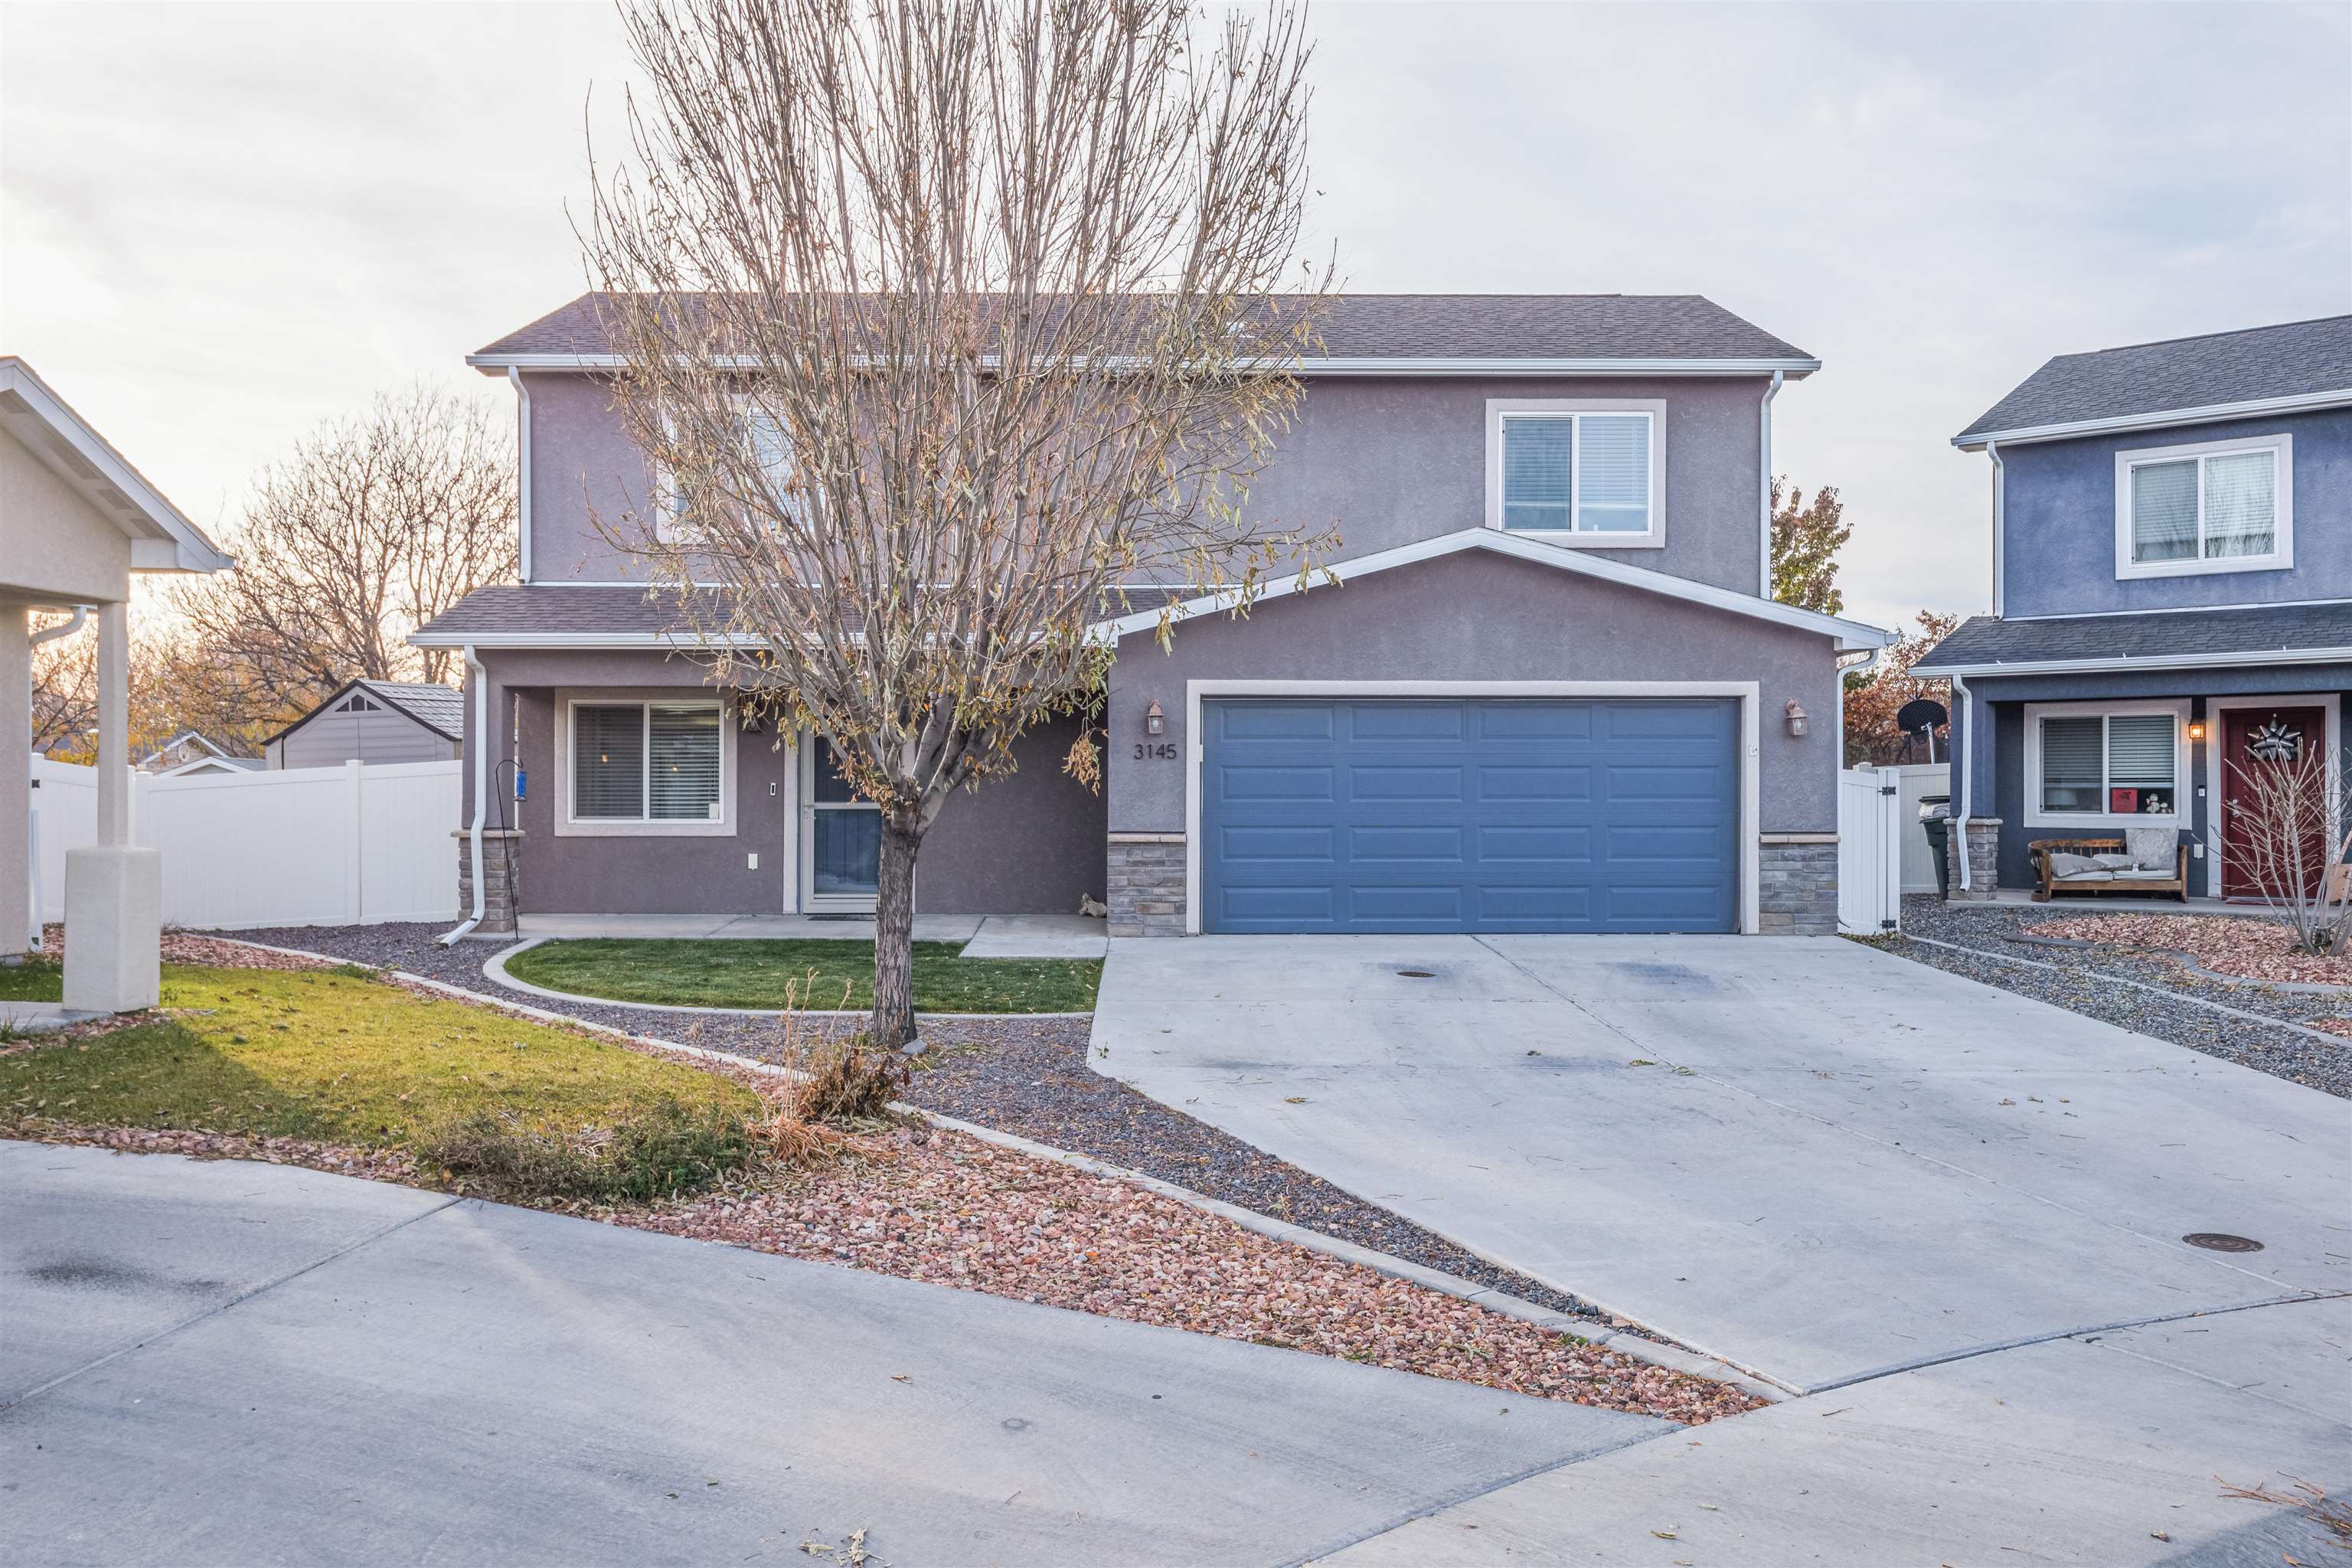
left=266, top=680, right=462, bottom=770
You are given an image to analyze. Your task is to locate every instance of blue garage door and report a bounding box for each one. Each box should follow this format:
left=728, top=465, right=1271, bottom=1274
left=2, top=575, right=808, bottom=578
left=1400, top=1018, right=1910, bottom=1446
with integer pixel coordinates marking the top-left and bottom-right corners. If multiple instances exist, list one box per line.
left=1200, top=697, right=1740, bottom=934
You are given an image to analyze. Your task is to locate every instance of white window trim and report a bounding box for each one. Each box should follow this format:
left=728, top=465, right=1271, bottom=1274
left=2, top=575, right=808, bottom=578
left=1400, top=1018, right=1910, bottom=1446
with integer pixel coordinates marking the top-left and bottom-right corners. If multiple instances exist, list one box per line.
left=1485, top=399, right=1668, bottom=550
left=2112, top=432, right=2293, bottom=580
left=2021, top=697, right=2190, bottom=830
left=555, top=691, right=736, bottom=838
left=1180, top=679, right=1760, bottom=935
left=2202, top=692, right=2341, bottom=901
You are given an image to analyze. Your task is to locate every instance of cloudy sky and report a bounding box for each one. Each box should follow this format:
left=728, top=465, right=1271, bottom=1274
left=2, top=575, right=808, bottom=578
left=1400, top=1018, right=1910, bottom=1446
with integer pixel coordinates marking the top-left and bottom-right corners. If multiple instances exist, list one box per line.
left=5, top=1, right=2345, bottom=628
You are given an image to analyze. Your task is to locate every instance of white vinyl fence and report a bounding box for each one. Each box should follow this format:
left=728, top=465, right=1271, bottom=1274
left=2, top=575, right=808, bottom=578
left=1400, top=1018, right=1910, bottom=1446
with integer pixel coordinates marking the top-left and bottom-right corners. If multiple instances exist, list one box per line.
left=1837, top=766, right=1904, bottom=935
left=1890, top=763, right=1952, bottom=893
left=29, top=755, right=459, bottom=936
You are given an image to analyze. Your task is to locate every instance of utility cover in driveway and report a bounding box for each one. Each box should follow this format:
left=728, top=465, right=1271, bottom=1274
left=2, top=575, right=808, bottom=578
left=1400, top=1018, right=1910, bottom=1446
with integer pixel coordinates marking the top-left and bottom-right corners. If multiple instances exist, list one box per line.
left=1200, top=697, right=1739, bottom=933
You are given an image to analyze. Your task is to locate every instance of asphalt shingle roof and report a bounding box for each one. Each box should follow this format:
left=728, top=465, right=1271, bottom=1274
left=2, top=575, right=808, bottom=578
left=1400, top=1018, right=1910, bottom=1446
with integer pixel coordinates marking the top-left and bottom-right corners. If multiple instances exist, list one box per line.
left=1955, top=316, right=2352, bottom=443
left=473, top=293, right=1812, bottom=366
left=355, top=680, right=466, bottom=739
left=1914, top=603, right=2352, bottom=674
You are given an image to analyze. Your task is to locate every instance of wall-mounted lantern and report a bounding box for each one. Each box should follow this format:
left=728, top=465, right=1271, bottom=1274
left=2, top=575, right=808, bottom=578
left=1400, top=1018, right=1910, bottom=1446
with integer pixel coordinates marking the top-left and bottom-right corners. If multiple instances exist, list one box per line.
left=1784, top=700, right=1808, bottom=738
left=1144, top=701, right=1166, bottom=737
left=2187, top=720, right=2208, bottom=743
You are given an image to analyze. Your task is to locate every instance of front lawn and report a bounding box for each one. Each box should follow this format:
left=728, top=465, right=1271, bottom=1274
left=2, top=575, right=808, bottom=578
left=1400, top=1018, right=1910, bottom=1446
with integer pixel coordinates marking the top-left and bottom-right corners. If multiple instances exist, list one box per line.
left=0, top=956, right=62, bottom=1004
left=0, top=965, right=760, bottom=1194
left=502, top=938, right=1102, bottom=1014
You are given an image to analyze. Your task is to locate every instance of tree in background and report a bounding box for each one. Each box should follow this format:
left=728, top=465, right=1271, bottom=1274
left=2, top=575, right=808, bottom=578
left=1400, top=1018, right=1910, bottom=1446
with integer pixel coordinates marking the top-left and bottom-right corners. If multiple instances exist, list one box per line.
left=1769, top=477, right=1851, bottom=615
left=586, top=0, right=1330, bottom=1045
left=169, top=384, right=516, bottom=733
left=1843, top=611, right=1959, bottom=766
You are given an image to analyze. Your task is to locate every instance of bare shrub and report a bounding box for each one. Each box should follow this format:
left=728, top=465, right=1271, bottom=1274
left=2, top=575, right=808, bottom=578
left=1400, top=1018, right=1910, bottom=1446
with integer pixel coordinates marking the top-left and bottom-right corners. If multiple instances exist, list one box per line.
left=2226, top=748, right=2352, bottom=956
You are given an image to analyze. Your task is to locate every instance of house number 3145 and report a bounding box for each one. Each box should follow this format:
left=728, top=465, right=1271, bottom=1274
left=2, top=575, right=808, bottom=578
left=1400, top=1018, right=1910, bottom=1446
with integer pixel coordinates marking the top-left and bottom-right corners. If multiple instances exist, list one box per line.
left=1133, top=742, right=1180, bottom=760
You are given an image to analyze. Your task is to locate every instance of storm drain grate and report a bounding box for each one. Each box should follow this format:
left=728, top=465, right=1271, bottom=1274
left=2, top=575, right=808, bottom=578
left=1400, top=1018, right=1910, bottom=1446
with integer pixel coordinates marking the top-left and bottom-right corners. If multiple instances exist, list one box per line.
left=2181, top=1233, right=2265, bottom=1253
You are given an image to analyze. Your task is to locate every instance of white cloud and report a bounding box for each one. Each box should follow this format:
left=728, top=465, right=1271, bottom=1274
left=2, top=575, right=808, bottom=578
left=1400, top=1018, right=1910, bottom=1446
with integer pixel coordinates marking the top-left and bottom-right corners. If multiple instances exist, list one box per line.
left=5, top=2, right=2344, bottom=625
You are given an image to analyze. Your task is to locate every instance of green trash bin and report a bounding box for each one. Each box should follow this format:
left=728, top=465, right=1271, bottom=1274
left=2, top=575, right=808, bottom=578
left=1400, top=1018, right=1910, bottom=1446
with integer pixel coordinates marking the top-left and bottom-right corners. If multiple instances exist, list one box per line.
left=1920, top=796, right=1952, bottom=900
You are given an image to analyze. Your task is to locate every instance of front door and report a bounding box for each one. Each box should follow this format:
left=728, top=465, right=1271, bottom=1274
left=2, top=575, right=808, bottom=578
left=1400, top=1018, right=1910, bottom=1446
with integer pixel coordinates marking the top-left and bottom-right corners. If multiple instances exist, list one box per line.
left=2220, top=704, right=2329, bottom=900
left=800, top=735, right=880, bottom=910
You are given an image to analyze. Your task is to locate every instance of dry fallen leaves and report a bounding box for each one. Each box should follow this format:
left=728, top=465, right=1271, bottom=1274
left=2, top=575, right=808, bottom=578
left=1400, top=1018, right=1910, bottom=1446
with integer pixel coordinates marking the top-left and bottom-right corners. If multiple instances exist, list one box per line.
left=2030, top=913, right=2352, bottom=987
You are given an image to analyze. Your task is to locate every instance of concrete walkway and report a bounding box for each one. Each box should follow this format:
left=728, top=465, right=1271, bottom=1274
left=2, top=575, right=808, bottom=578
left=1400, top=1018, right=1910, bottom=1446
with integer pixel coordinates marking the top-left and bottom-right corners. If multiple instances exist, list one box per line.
left=511, top=910, right=1109, bottom=959
left=1, top=1141, right=1660, bottom=1567
left=1092, top=933, right=2352, bottom=1562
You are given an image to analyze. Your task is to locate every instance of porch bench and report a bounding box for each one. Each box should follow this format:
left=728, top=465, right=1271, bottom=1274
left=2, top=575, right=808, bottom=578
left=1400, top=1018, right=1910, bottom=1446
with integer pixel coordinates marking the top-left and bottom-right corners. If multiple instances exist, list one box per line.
left=2027, top=835, right=2189, bottom=903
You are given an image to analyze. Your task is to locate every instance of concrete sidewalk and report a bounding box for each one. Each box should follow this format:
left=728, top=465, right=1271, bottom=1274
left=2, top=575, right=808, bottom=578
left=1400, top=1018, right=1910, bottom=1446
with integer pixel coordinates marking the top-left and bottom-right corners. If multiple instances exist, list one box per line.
left=1, top=1141, right=1663, bottom=1567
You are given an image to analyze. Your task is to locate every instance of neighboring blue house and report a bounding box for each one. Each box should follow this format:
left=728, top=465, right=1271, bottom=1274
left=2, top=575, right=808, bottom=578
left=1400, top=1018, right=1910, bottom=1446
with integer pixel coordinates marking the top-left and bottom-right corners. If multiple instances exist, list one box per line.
left=1916, top=315, right=2352, bottom=899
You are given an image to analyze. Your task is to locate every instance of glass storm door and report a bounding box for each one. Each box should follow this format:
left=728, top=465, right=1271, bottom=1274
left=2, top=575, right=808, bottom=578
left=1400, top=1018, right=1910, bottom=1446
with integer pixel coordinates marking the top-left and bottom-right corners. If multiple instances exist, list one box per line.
left=802, top=736, right=880, bottom=907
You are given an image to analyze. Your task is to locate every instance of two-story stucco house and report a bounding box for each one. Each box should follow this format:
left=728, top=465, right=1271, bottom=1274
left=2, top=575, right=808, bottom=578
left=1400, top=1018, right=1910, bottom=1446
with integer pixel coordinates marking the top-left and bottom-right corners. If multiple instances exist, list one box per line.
left=411, top=294, right=1887, bottom=939
left=1916, top=315, right=2352, bottom=899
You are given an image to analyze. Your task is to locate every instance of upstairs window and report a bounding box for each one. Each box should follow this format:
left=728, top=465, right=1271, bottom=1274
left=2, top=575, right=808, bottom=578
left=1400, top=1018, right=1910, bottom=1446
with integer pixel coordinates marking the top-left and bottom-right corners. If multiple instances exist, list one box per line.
left=1489, top=404, right=1661, bottom=543
left=2115, top=434, right=2292, bottom=579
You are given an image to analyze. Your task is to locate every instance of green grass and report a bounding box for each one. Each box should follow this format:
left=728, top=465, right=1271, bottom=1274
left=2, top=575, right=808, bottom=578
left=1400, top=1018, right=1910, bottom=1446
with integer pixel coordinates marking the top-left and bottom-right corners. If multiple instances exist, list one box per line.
left=502, top=938, right=1101, bottom=1014
left=0, top=966, right=758, bottom=1165
left=0, top=957, right=63, bottom=1004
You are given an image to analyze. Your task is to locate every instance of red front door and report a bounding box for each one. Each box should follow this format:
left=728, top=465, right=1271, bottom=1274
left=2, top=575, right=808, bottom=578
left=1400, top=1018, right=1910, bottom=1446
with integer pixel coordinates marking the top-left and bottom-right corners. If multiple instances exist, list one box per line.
left=2220, top=704, right=2329, bottom=900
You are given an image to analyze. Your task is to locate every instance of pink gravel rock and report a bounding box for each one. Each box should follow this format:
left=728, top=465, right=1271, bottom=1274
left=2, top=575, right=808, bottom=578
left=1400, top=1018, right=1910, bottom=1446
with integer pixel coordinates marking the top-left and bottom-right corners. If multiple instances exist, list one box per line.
left=2030, top=913, right=2352, bottom=986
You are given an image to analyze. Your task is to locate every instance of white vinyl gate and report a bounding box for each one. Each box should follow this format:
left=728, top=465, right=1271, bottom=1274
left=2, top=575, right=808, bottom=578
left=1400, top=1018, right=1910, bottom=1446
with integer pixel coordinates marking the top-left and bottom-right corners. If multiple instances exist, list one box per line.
left=28, top=755, right=460, bottom=939
left=1837, top=766, right=1904, bottom=935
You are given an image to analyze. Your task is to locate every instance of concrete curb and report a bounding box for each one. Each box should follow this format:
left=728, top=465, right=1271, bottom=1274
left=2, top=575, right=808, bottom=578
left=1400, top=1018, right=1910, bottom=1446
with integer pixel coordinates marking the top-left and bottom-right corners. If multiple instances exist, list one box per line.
left=205, top=933, right=1785, bottom=1404
left=478, top=936, right=1095, bottom=1022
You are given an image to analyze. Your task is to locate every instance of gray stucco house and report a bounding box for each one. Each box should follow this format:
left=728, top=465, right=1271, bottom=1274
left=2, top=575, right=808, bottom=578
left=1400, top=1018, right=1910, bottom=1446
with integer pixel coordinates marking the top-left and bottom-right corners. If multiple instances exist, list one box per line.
left=1916, top=315, right=2352, bottom=899
left=413, top=294, right=1887, bottom=937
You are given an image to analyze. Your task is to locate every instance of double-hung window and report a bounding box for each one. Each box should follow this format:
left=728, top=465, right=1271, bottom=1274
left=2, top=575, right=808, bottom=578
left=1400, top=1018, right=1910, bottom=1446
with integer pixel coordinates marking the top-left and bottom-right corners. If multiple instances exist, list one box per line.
left=1488, top=402, right=1663, bottom=544
left=2028, top=704, right=2184, bottom=825
left=2115, top=434, right=2292, bottom=578
left=570, top=701, right=724, bottom=823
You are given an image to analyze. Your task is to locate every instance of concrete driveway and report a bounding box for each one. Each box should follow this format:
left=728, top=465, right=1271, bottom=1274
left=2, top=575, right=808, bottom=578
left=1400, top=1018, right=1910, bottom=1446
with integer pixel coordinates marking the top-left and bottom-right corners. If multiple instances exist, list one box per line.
left=0, top=1140, right=1661, bottom=1568
left=1093, top=934, right=2352, bottom=1560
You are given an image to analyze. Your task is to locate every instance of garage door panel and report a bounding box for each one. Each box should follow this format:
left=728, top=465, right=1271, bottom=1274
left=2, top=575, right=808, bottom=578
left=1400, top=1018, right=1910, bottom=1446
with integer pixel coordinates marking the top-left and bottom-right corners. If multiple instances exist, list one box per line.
left=1202, top=697, right=1739, bottom=935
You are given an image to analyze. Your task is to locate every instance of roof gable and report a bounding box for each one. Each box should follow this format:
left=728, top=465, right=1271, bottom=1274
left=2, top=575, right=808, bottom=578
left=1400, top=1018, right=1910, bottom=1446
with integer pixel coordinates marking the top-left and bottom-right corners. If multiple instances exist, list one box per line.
left=0, top=359, right=231, bottom=574
left=267, top=678, right=465, bottom=746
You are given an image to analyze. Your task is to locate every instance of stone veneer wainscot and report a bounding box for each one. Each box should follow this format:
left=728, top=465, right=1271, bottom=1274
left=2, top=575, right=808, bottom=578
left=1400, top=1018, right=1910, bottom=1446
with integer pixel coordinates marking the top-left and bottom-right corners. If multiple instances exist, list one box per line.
left=1107, top=833, right=1186, bottom=938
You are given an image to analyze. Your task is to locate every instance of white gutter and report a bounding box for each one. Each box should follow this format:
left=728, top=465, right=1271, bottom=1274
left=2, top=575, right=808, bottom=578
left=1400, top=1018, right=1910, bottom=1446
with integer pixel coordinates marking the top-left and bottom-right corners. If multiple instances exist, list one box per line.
left=506, top=367, right=533, bottom=584
left=1952, top=673, right=1972, bottom=891
left=29, top=606, right=89, bottom=651
left=23, top=606, right=89, bottom=951
left=1759, top=370, right=1784, bottom=597
left=1952, top=386, right=2352, bottom=450
left=1986, top=439, right=2004, bottom=618
left=466, top=350, right=1824, bottom=379
left=439, top=643, right=489, bottom=946
left=1919, top=644, right=2352, bottom=680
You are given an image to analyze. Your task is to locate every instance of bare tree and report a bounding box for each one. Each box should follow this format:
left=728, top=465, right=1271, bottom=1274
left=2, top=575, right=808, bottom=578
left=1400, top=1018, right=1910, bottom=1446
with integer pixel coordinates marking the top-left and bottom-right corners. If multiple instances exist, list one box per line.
left=2226, top=746, right=2352, bottom=954
left=171, top=384, right=517, bottom=727
left=586, top=0, right=1331, bottom=1043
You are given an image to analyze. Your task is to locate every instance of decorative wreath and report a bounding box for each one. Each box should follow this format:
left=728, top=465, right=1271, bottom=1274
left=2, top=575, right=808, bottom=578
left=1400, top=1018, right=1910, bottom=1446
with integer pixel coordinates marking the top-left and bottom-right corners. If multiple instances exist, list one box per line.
left=2247, top=720, right=2304, bottom=763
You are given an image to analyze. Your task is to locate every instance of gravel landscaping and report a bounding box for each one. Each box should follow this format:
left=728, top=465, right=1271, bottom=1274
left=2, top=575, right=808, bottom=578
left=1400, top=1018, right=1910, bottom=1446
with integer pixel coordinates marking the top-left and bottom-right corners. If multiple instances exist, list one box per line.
left=1891, top=897, right=2352, bottom=1099
left=208, top=923, right=1617, bottom=1321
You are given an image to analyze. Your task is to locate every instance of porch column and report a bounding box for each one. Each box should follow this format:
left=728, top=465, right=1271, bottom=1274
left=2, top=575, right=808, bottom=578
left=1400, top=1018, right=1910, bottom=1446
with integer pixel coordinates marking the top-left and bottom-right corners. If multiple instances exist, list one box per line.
left=63, top=600, right=162, bottom=1012
left=2, top=606, right=28, bottom=954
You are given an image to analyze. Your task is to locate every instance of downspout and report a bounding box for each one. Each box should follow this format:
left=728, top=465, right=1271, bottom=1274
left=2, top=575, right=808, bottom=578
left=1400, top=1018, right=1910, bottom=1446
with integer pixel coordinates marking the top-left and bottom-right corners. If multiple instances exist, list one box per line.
left=507, top=367, right=533, bottom=584
left=24, top=607, right=88, bottom=949
left=439, top=642, right=488, bottom=945
left=1953, top=673, right=1973, bottom=891
left=1986, top=439, right=2005, bottom=618
left=1759, top=371, right=1785, bottom=597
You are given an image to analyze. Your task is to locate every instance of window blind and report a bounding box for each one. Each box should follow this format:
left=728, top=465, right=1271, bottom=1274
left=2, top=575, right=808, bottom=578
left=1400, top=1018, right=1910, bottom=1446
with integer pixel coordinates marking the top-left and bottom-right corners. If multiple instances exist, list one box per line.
left=2130, top=460, right=2198, bottom=564
left=2105, top=714, right=2175, bottom=790
left=574, top=705, right=646, bottom=819
left=1500, top=418, right=1576, bottom=531
left=1576, top=415, right=1651, bottom=533
left=2039, top=717, right=2104, bottom=813
left=648, top=704, right=723, bottom=820
left=2201, top=451, right=2275, bottom=558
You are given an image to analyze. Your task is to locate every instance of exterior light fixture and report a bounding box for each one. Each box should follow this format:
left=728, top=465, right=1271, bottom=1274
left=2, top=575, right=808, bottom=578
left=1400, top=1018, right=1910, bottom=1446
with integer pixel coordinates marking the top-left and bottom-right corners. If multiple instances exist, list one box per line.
left=1145, top=701, right=1166, bottom=737
left=2187, top=720, right=2208, bottom=743
left=1784, top=700, right=1808, bottom=737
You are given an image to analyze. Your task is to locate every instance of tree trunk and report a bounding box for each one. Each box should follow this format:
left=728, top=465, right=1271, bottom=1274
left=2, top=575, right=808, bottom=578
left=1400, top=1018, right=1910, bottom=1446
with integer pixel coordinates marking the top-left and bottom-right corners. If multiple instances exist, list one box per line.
left=869, top=812, right=923, bottom=1047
